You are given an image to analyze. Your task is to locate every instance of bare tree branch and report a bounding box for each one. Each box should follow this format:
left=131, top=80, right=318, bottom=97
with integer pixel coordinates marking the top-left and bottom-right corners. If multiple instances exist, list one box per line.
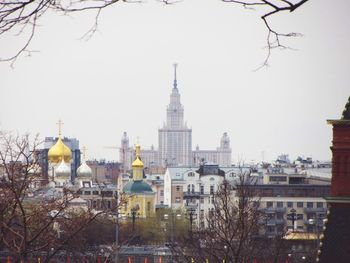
left=223, top=0, right=308, bottom=68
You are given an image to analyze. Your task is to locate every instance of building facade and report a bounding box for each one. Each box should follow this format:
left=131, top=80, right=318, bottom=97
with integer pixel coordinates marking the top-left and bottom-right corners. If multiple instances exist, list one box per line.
left=163, top=163, right=331, bottom=232
left=158, top=64, right=192, bottom=167
left=120, top=65, right=232, bottom=169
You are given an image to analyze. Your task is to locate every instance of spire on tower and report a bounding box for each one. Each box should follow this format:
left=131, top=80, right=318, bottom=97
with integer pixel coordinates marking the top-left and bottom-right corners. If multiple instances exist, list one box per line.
left=173, top=63, right=178, bottom=90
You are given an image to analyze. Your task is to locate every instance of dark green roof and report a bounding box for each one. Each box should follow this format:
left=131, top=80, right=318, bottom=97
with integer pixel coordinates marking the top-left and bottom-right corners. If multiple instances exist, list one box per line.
left=341, top=96, right=350, bottom=120
left=123, top=180, right=153, bottom=194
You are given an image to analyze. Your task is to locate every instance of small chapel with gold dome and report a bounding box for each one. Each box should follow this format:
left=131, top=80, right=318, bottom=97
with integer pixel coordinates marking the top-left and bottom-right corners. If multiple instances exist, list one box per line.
left=122, top=144, right=155, bottom=218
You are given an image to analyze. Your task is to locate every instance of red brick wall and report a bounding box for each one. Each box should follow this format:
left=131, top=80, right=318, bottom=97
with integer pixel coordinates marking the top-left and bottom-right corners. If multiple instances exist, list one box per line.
left=330, top=124, right=350, bottom=196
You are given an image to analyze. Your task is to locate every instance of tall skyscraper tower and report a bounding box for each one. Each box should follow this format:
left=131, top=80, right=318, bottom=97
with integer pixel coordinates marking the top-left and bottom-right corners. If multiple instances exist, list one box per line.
left=158, top=64, right=192, bottom=167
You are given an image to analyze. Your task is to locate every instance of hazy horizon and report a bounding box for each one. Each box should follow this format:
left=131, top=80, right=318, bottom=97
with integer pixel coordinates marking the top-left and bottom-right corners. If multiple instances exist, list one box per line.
left=1, top=0, right=349, bottom=163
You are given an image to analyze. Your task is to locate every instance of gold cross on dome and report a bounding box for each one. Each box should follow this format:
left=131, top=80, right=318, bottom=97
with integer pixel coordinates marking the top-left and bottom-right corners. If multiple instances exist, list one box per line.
left=56, top=119, right=64, bottom=137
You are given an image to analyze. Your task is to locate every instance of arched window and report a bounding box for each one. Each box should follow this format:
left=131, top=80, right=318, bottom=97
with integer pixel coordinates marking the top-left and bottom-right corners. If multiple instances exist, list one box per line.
left=187, top=184, right=191, bottom=193
left=191, top=184, right=195, bottom=193
left=188, top=172, right=195, bottom=177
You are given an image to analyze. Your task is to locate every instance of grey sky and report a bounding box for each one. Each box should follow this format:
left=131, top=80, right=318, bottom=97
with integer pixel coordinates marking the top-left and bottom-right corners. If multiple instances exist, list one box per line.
left=1, top=0, right=349, bottom=163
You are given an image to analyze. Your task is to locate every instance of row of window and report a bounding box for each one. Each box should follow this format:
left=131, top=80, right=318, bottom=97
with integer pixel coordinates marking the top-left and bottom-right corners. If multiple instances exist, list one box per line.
left=266, top=201, right=324, bottom=209
left=185, top=196, right=215, bottom=205
left=176, top=172, right=236, bottom=178
left=178, top=185, right=215, bottom=195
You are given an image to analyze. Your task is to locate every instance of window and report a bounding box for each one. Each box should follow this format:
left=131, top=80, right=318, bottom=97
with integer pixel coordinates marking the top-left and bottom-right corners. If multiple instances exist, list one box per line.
left=187, top=185, right=191, bottom=193
left=103, top=191, right=113, bottom=197
left=297, top=214, right=304, bottom=220
left=83, top=181, right=91, bottom=188
left=175, top=197, right=181, bottom=203
left=107, top=200, right=111, bottom=209
left=297, top=202, right=303, bottom=208
left=211, top=196, right=214, bottom=204
left=160, top=190, right=164, bottom=197
left=317, top=202, right=323, bottom=208
left=267, top=226, right=275, bottom=233
left=267, top=213, right=275, bottom=220
left=277, top=225, right=284, bottom=233
left=276, top=213, right=283, bottom=220
left=92, top=190, right=99, bottom=195
left=200, top=197, right=204, bottom=204
left=277, top=202, right=283, bottom=208
left=267, top=202, right=273, bottom=208
left=84, top=191, right=91, bottom=195
left=307, top=225, right=314, bottom=232
left=210, top=185, right=214, bottom=195
left=191, top=184, right=195, bottom=193
left=200, top=185, right=204, bottom=194
left=269, top=176, right=287, bottom=182
left=287, top=202, right=293, bottom=208
left=188, top=172, right=195, bottom=177
left=307, top=213, right=315, bottom=220
left=307, top=202, right=313, bottom=208
left=176, top=186, right=180, bottom=192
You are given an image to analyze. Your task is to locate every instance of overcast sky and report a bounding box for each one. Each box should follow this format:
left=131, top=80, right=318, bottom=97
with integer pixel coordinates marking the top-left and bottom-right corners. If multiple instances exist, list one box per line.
left=1, top=0, right=349, bottom=163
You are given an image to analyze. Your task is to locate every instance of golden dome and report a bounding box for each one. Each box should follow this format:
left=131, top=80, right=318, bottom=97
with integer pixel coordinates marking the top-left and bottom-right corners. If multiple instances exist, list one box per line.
left=132, top=144, right=144, bottom=168
left=48, top=137, right=72, bottom=163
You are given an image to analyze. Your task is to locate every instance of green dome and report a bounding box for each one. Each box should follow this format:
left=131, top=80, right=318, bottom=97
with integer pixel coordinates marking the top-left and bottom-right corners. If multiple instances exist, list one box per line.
left=123, top=180, right=153, bottom=194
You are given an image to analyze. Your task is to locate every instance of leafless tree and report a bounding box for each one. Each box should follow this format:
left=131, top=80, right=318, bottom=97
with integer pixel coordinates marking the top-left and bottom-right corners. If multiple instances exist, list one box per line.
left=223, top=0, right=309, bottom=68
left=176, top=174, right=293, bottom=263
left=175, top=175, right=264, bottom=263
left=0, top=0, right=177, bottom=65
left=1, top=0, right=309, bottom=66
left=0, top=131, right=126, bottom=262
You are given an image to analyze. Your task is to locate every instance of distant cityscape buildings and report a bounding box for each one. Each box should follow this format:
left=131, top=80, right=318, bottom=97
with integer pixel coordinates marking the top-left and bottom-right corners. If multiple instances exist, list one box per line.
left=120, top=64, right=232, bottom=170
left=27, top=71, right=349, bottom=263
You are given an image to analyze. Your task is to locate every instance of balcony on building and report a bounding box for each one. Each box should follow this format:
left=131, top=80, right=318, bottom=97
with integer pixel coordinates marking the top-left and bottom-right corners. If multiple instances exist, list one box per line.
left=183, top=191, right=201, bottom=199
